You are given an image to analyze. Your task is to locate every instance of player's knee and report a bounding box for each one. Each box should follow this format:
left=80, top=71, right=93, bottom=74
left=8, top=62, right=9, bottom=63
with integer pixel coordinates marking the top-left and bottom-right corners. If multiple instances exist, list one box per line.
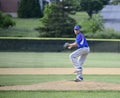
left=69, top=53, right=75, bottom=60
left=69, top=54, right=72, bottom=59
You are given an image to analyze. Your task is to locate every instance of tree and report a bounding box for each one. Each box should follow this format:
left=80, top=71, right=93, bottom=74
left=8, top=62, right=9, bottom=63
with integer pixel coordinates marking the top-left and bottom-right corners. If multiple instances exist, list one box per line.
left=100, top=0, right=110, bottom=5
left=18, top=0, right=42, bottom=18
left=80, top=0, right=109, bottom=18
left=81, top=14, right=104, bottom=34
left=37, top=3, right=76, bottom=37
left=60, top=0, right=78, bottom=14
left=111, top=0, right=120, bottom=4
left=0, top=11, right=15, bottom=28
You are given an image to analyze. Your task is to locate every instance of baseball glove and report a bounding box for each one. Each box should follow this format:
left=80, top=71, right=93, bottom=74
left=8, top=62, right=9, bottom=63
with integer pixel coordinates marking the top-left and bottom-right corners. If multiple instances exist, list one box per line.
left=63, top=42, right=69, bottom=48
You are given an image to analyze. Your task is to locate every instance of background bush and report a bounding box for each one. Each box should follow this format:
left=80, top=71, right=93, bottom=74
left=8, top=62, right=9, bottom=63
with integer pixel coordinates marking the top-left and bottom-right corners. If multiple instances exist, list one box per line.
left=94, top=29, right=120, bottom=39
left=80, top=14, right=104, bottom=34
left=0, top=12, right=15, bottom=28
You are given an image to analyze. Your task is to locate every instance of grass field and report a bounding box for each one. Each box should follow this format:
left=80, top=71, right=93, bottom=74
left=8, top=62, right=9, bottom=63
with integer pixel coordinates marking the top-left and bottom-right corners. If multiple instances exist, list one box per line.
left=0, top=52, right=120, bottom=68
left=0, top=52, right=120, bottom=97
left=0, top=74, right=120, bottom=97
left=0, top=90, right=120, bottom=98
left=0, top=18, right=40, bottom=37
left=0, top=75, right=120, bottom=86
left=0, top=12, right=120, bottom=97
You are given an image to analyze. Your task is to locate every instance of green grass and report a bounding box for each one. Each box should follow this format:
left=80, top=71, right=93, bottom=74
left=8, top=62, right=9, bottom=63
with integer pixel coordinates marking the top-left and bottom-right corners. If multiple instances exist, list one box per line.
left=0, top=75, right=74, bottom=86
left=0, top=75, right=119, bottom=86
left=0, top=18, right=40, bottom=37
left=86, top=52, right=120, bottom=68
left=0, top=28, right=39, bottom=37
left=0, top=52, right=120, bottom=68
left=0, top=91, right=120, bottom=98
left=0, top=52, right=70, bottom=68
left=13, top=18, right=41, bottom=29
left=70, top=12, right=89, bottom=24
left=0, top=74, right=120, bottom=98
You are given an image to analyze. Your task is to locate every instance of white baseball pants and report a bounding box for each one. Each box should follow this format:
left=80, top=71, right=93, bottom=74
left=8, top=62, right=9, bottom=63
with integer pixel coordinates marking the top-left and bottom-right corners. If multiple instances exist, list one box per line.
left=69, top=47, right=90, bottom=78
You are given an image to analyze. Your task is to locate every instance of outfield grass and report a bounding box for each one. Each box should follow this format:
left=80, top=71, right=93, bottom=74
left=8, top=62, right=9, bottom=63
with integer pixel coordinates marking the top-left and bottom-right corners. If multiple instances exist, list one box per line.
left=0, top=52, right=120, bottom=68
left=0, top=52, right=119, bottom=97
left=0, top=90, right=120, bottom=98
left=0, top=75, right=119, bottom=86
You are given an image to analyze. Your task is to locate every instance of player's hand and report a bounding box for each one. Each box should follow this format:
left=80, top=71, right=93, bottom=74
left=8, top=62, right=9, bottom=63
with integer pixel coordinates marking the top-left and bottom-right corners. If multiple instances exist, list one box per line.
left=68, top=46, right=72, bottom=49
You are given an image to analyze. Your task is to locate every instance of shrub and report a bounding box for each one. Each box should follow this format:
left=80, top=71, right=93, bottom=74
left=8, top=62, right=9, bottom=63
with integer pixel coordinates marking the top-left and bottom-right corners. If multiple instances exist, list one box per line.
left=0, top=12, right=15, bottom=28
left=87, top=28, right=120, bottom=39
left=80, top=14, right=104, bottom=34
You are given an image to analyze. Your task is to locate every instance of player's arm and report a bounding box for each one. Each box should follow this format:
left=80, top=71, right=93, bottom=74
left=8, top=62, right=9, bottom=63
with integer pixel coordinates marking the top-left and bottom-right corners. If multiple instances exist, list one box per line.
left=68, top=42, right=77, bottom=49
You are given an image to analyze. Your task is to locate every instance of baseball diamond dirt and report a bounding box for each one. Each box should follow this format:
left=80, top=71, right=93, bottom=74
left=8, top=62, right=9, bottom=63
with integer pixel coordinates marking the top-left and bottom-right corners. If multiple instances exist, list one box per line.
left=0, top=68, right=120, bottom=75
left=0, top=68, right=120, bottom=91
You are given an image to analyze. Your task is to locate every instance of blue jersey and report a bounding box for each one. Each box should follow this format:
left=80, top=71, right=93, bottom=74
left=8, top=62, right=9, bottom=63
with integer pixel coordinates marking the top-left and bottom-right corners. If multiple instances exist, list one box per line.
left=75, top=32, right=89, bottom=48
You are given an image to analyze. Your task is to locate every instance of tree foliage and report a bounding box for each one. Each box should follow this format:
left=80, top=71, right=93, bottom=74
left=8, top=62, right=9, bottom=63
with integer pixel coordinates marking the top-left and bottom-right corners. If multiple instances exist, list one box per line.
left=111, top=0, right=120, bottom=4
left=80, top=0, right=109, bottom=18
left=100, top=0, right=110, bottom=5
left=18, top=0, right=42, bottom=18
left=37, top=3, right=76, bottom=37
left=0, top=11, right=15, bottom=28
left=80, top=14, right=104, bottom=34
left=60, top=0, right=78, bottom=14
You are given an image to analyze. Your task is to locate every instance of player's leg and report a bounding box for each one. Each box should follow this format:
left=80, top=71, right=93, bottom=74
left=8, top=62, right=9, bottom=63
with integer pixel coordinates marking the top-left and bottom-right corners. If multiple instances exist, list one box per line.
left=69, top=48, right=83, bottom=81
left=76, top=53, right=88, bottom=80
left=69, top=47, right=89, bottom=69
left=78, top=53, right=88, bottom=68
left=77, top=47, right=90, bottom=67
left=69, top=48, right=82, bottom=69
left=75, top=47, right=90, bottom=81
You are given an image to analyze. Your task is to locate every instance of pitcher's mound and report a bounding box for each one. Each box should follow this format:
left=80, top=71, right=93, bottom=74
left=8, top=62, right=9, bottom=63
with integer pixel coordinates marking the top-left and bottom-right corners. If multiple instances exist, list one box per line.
left=0, top=80, right=120, bottom=91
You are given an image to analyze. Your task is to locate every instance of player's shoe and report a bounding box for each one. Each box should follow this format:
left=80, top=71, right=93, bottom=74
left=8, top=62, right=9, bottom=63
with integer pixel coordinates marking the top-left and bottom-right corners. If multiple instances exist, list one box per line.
left=74, top=77, right=83, bottom=82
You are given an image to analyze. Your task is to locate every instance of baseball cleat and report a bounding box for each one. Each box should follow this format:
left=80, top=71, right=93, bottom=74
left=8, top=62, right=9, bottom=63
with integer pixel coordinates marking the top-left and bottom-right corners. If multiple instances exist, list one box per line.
left=74, top=77, right=83, bottom=82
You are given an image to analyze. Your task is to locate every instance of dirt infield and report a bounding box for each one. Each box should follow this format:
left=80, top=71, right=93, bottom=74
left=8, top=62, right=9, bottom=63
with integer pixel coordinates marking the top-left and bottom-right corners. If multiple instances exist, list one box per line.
left=0, top=68, right=120, bottom=74
left=0, top=68, right=120, bottom=91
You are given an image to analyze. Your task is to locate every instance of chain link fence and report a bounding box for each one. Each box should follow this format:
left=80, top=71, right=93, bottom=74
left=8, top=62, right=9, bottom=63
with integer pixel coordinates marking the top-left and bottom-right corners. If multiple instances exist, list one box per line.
left=0, top=38, right=120, bottom=52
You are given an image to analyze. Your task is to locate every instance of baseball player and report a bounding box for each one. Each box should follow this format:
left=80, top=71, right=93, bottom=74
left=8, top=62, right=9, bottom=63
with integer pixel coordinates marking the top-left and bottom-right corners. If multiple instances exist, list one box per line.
left=65, top=25, right=90, bottom=82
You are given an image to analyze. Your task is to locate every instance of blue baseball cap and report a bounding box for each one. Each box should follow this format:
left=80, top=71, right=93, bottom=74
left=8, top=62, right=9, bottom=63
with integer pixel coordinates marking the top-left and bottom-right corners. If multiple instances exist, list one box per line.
left=74, top=25, right=81, bottom=30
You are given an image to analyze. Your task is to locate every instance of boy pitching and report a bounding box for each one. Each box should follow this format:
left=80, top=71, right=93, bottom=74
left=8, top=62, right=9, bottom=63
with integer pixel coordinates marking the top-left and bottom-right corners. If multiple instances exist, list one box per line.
left=68, top=25, right=90, bottom=82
